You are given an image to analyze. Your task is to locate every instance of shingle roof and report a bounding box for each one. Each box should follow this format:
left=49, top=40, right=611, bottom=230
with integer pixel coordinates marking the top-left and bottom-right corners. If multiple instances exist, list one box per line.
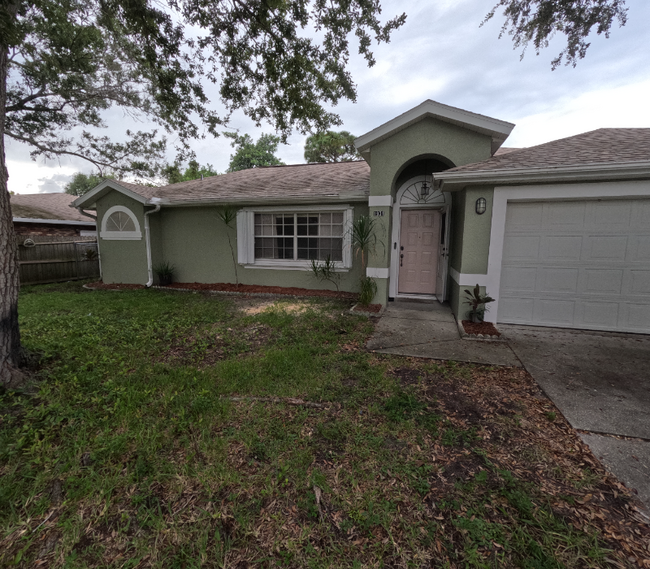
left=122, top=161, right=370, bottom=204
left=10, top=193, right=93, bottom=222
left=442, top=129, right=650, bottom=174
left=159, top=161, right=370, bottom=203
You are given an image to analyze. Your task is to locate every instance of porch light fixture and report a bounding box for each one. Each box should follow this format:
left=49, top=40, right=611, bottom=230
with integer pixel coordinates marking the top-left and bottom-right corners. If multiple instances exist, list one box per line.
left=420, top=180, right=430, bottom=197
left=475, top=197, right=487, bottom=215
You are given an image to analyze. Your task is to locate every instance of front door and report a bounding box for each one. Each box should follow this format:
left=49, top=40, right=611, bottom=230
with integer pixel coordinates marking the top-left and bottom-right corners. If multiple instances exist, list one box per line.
left=398, top=209, right=440, bottom=295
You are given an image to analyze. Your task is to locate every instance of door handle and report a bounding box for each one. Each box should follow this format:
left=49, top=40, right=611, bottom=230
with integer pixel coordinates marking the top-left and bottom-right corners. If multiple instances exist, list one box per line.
left=400, top=253, right=404, bottom=267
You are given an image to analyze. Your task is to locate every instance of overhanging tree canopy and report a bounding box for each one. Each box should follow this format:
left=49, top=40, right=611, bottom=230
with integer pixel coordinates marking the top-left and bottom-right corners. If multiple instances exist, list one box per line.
left=0, top=0, right=407, bottom=384
left=485, top=0, right=628, bottom=68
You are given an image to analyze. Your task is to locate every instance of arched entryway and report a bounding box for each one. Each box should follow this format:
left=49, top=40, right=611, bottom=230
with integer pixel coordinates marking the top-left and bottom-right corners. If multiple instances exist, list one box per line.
left=389, top=159, right=453, bottom=301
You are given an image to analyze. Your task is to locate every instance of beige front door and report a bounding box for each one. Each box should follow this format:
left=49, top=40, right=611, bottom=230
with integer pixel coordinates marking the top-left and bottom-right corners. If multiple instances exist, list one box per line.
left=398, top=209, right=441, bottom=294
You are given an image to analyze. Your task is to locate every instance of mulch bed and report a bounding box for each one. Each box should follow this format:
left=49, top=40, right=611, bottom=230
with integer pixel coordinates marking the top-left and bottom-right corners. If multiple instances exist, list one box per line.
left=168, top=282, right=357, bottom=299
left=86, top=282, right=145, bottom=290
left=352, top=303, right=382, bottom=313
left=462, top=319, right=501, bottom=336
left=86, top=281, right=357, bottom=300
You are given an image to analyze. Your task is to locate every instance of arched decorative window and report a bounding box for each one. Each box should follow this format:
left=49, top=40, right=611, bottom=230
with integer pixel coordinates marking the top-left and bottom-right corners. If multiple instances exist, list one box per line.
left=100, top=205, right=142, bottom=240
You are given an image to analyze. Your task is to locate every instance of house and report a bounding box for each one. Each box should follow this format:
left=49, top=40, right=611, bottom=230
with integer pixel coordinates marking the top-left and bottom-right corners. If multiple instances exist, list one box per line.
left=73, top=100, right=650, bottom=334
left=10, top=193, right=96, bottom=236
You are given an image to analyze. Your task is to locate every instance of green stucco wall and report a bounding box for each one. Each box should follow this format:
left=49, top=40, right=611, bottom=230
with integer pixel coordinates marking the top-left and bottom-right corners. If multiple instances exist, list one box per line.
left=96, top=192, right=149, bottom=284
left=368, top=118, right=493, bottom=199
left=95, top=190, right=369, bottom=291
left=447, top=186, right=495, bottom=318
left=158, top=204, right=368, bottom=291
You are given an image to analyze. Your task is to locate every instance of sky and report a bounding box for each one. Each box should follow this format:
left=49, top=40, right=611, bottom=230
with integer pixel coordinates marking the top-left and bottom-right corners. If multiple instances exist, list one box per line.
left=7, top=0, right=650, bottom=194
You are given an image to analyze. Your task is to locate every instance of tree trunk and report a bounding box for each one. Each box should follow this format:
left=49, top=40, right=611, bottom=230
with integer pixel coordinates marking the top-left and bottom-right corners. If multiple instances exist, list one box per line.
left=0, top=16, right=24, bottom=387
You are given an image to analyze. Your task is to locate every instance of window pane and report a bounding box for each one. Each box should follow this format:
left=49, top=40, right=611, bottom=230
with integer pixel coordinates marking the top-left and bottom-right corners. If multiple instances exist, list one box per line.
left=107, top=211, right=135, bottom=232
left=255, top=211, right=344, bottom=262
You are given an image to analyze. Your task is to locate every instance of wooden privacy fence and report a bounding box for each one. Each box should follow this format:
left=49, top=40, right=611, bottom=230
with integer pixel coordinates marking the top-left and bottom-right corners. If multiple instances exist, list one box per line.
left=17, top=235, right=100, bottom=285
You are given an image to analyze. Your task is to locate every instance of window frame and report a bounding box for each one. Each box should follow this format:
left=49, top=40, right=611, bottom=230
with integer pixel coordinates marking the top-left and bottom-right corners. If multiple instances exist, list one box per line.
left=237, top=205, right=354, bottom=271
left=100, top=205, right=142, bottom=240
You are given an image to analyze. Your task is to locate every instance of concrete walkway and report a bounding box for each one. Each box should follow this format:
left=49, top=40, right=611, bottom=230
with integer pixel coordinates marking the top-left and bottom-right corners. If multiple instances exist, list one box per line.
left=366, top=300, right=521, bottom=367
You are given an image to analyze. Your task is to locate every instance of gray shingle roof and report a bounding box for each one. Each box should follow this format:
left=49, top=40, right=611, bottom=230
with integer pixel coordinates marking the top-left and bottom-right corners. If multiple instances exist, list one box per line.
left=154, top=161, right=370, bottom=204
left=442, top=129, right=650, bottom=174
left=103, top=161, right=371, bottom=205
left=10, top=193, right=93, bottom=222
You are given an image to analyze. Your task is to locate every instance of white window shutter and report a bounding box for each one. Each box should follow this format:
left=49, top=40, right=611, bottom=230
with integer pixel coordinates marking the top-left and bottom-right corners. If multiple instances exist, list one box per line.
left=236, top=210, right=250, bottom=264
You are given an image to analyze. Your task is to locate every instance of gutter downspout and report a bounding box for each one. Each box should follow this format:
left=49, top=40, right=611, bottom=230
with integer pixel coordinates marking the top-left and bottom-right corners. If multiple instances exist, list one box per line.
left=144, top=200, right=162, bottom=287
left=75, top=206, right=103, bottom=280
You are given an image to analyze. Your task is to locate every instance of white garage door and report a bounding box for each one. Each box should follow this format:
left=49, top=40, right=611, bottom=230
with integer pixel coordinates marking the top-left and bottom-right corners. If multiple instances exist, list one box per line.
left=499, top=199, right=650, bottom=333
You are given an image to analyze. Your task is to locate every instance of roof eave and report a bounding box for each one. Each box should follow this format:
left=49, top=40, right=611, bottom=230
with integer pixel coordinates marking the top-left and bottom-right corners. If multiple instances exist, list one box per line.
left=435, top=161, right=650, bottom=191
left=151, top=194, right=369, bottom=207
left=13, top=217, right=96, bottom=226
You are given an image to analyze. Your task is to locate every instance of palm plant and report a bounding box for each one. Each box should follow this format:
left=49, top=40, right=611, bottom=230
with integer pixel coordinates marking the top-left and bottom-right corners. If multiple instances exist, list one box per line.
left=351, top=215, right=379, bottom=306
left=216, top=206, right=239, bottom=285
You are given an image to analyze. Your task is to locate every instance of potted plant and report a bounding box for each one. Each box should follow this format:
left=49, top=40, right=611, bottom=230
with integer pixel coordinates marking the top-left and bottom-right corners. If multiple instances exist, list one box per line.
left=463, top=284, right=495, bottom=323
left=154, top=261, right=175, bottom=286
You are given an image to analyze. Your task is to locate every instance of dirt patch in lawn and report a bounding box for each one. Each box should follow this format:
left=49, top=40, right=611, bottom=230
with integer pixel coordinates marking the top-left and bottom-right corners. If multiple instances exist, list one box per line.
left=384, top=359, right=650, bottom=564
left=160, top=323, right=274, bottom=366
left=234, top=299, right=313, bottom=315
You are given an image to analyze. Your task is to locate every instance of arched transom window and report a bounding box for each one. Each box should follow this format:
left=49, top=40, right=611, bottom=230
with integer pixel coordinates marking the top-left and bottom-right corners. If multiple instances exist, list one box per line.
left=100, top=205, right=142, bottom=240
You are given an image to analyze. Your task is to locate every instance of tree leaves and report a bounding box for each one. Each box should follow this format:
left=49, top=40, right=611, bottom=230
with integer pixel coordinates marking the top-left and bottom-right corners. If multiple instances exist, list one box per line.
left=304, top=130, right=360, bottom=163
left=484, top=0, right=628, bottom=68
left=225, top=132, right=284, bottom=172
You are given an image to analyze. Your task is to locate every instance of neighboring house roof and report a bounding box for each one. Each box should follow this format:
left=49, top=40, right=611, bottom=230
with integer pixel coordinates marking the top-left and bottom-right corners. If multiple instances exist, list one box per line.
left=10, top=193, right=95, bottom=223
left=355, top=100, right=515, bottom=157
left=436, top=129, right=650, bottom=189
left=74, top=161, right=371, bottom=209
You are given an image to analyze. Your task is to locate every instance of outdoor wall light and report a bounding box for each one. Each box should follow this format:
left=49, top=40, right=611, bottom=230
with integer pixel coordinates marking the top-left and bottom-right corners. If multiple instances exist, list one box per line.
left=475, top=197, right=487, bottom=215
left=420, top=180, right=430, bottom=197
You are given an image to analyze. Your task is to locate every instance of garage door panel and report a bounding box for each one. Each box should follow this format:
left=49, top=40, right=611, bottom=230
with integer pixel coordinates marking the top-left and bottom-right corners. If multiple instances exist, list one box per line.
left=630, top=270, right=650, bottom=295
left=626, top=304, right=650, bottom=330
left=499, top=199, right=650, bottom=333
left=585, top=236, right=628, bottom=260
left=501, top=266, right=537, bottom=291
left=544, top=202, right=586, bottom=228
left=506, top=202, right=543, bottom=228
left=536, top=299, right=576, bottom=325
left=581, top=301, right=620, bottom=327
left=583, top=269, right=624, bottom=294
left=631, top=236, right=650, bottom=262
left=500, top=297, right=535, bottom=322
left=592, top=201, right=633, bottom=228
left=502, top=235, right=540, bottom=260
left=543, top=236, right=582, bottom=260
left=539, top=267, right=579, bottom=293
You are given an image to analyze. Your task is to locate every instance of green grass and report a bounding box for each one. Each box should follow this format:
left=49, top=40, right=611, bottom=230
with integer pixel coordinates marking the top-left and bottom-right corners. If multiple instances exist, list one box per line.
left=0, top=282, right=641, bottom=567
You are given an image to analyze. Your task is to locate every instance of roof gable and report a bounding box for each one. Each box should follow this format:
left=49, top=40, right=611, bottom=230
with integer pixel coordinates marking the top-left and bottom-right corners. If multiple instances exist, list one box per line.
left=355, top=100, right=515, bottom=157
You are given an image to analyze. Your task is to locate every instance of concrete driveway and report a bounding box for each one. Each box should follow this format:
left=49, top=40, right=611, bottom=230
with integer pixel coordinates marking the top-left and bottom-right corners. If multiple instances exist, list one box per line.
left=501, top=324, right=650, bottom=513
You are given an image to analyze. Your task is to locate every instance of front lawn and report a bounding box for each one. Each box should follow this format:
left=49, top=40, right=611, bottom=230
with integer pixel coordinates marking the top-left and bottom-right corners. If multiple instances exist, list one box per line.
left=1, top=282, right=647, bottom=567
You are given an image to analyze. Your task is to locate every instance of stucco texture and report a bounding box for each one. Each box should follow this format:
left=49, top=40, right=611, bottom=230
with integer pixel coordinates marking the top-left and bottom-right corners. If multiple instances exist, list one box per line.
left=98, top=197, right=369, bottom=292
left=159, top=204, right=368, bottom=291
left=97, top=192, right=148, bottom=284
